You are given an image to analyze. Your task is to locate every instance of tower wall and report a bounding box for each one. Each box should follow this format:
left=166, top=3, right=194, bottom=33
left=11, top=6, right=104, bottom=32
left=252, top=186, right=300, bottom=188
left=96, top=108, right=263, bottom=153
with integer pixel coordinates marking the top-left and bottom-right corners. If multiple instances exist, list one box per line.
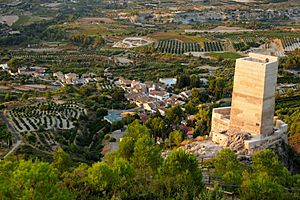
left=229, top=53, right=278, bottom=137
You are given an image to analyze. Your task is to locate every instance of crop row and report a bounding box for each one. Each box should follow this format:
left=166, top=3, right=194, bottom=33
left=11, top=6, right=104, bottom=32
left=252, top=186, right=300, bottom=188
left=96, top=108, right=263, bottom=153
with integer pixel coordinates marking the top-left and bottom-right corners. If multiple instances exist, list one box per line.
left=156, top=40, right=203, bottom=54
left=203, top=42, right=224, bottom=52
left=156, top=40, right=225, bottom=54
left=281, top=37, right=300, bottom=49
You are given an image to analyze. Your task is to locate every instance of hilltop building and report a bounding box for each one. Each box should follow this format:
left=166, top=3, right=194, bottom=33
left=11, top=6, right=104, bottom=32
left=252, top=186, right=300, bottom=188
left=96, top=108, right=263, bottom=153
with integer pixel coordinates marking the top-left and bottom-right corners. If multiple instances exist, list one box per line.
left=210, top=53, right=288, bottom=154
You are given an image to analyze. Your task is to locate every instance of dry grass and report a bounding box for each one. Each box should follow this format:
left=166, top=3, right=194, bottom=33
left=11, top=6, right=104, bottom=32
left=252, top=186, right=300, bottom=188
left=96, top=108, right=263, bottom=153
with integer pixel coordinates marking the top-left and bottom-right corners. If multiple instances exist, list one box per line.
left=148, top=31, right=207, bottom=43
left=0, top=15, right=19, bottom=26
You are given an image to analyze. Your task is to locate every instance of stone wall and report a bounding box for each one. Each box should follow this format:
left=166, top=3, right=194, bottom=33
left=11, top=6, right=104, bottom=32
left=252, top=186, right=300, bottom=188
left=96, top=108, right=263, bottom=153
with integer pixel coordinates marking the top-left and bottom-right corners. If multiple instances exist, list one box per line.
left=210, top=107, right=230, bottom=134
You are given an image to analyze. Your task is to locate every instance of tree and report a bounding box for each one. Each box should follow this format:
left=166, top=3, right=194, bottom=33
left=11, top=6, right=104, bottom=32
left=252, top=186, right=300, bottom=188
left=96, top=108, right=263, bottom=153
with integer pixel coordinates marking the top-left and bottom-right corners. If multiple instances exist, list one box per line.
left=195, top=105, right=212, bottom=135
left=62, top=163, right=89, bottom=199
left=44, top=90, right=51, bottom=99
left=192, top=88, right=201, bottom=99
left=21, top=93, right=29, bottom=100
left=4, top=93, right=11, bottom=102
left=209, top=77, right=226, bottom=99
left=129, top=135, right=163, bottom=197
left=166, top=104, right=184, bottom=125
left=185, top=100, right=198, bottom=115
left=240, top=171, right=284, bottom=200
left=111, top=157, right=135, bottom=198
left=53, top=147, right=72, bottom=174
left=212, top=148, right=243, bottom=186
left=7, top=58, right=18, bottom=72
left=96, top=108, right=108, bottom=118
left=126, top=120, right=150, bottom=140
left=158, top=150, right=204, bottom=199
left=111, top=88, right=126, bottom=101
left=145, top=117, right=167, bottom=142
left=190, top=75, right=200, bottom=88
left=93, top=36, right=105, bottom=48
left=176, top=74, right=191, bottom=89
left=118, top=136, right=135, bottom=160
left=251, top=149, right=290, bottom=185
left=169, top=130, right=183, bottom=146
left=131, top=135, right=162, bottom=172
left=0, top=159, right=73, bottom=199
left=86, top=162, right=119, bottom=194
left=111, top=120, right=124, bottom=131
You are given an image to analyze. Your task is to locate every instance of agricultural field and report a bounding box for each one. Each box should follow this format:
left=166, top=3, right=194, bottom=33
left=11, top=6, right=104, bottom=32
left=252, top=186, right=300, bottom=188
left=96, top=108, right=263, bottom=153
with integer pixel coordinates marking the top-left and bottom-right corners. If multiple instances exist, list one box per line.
left=97, top=81, right=115, bottom=91
left=203, top=41, right=225, bottom=52
left=59, top=21, right=138, bottom=39
left=12, top=15, right=52, bottom=27
left=156, top=39, right=224, bottom=54
left=148, top=31, right=207, bottom=43
left=0, top=117, right=12, bottom=158
left=281, top=37, right=300, bottom=51
left=156, top=39, right=203, bottom=54
left=8, top=102, right=87, bottom=132
left=230, top=36, right=267, bottom=51
left=205, top=52, right=245, bottom=60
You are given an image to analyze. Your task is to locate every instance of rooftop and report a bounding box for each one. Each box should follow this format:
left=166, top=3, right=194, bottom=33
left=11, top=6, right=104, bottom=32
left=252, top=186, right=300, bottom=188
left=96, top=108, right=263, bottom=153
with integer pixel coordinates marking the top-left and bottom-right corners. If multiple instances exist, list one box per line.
left=239, top=53, right=278, bottom=64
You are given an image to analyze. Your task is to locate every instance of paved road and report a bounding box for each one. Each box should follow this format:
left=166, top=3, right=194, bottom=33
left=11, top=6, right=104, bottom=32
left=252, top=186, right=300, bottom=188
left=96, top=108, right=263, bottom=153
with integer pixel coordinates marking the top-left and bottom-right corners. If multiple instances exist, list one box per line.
left=0, top=110, right=22, bottom=160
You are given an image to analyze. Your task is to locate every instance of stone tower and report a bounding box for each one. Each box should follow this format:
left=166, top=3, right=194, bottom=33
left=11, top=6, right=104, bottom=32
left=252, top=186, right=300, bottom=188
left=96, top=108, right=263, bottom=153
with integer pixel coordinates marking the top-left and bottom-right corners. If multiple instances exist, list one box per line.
left=229, top=53, right=279, bottom=138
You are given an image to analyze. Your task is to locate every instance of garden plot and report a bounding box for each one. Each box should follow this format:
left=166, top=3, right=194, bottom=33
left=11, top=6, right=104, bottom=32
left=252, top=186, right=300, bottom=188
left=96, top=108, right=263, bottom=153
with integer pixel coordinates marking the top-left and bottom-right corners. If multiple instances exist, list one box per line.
left=8, top=103, right=87, bottom=133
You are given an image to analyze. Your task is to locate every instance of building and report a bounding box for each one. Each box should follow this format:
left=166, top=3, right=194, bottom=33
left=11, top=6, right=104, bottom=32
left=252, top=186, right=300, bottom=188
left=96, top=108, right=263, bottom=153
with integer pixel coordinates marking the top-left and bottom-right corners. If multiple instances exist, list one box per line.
left=16, top=66, right=47, bottom=76
left=64, top=73, right=79, bottom=84
left=114, top=57, right=134, bottom=66
left=149, top=90, right=170, bottom=100
left=0, top=64, right=8, bottom=71
left=210, top=53, right=288, bottom=154
left=104, top=112, right=123, bottom=124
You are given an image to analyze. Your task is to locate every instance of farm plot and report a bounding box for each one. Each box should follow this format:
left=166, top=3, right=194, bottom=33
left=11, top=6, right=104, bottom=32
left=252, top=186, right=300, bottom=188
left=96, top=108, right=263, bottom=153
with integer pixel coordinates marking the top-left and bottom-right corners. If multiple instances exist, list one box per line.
left=156, top=40, right=226, bottom=54
left=203, top=42, right=225, bottom=52
left=281, top=37, right=300, bottom=51
left=8, top=103, right=87, bottom=133
left=231, top=37, right=267, bottom=51
left=156, top=40, right=203, bottom=54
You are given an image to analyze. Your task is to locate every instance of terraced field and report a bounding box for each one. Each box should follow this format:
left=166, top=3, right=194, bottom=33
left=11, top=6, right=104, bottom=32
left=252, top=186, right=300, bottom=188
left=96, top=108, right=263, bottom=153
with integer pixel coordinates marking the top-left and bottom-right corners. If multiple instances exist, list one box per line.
left=8, top=102, right=87, bottom=132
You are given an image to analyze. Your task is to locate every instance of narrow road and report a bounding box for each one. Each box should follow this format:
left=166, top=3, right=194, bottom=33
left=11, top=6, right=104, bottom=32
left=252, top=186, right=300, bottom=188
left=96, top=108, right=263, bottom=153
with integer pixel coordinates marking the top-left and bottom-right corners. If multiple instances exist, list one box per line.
left=0, top=110, right=22, bottom=160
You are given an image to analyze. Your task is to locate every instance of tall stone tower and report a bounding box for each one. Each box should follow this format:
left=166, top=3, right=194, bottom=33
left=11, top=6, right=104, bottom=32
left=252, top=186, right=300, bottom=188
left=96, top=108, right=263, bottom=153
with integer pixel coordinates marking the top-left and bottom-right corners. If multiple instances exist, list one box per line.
left=229, top=53, right=279, bottom=138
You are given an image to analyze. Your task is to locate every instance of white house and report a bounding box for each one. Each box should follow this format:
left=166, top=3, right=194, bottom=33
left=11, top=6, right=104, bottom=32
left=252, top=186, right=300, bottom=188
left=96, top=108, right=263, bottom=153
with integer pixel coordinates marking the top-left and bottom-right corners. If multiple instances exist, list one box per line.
left=64, top=73, right=79, bottom=84
left=0, top=64, right=8, bottom=71
left=149, top=90, right=170, bottom=100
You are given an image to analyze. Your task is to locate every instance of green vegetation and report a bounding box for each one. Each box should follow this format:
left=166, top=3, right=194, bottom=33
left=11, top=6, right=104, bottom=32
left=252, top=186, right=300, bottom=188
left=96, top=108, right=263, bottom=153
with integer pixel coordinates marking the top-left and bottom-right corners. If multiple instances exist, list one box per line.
left=0, top=1, right=300, bottom=199
left=206, top=52, right=244, bottom=60
left=156, top=39, right=203, bottom=54
left=1, top=125, right=300, bottom=199
left=156, top=40, right=224, bottom=54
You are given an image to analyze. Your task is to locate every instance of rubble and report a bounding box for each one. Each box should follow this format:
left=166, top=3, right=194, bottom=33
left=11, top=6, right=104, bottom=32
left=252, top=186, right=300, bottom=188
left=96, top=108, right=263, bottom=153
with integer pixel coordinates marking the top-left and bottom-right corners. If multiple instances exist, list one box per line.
left=225, top=130, right=251, bottom=154
left=179, top=140, right=222, bottom=161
